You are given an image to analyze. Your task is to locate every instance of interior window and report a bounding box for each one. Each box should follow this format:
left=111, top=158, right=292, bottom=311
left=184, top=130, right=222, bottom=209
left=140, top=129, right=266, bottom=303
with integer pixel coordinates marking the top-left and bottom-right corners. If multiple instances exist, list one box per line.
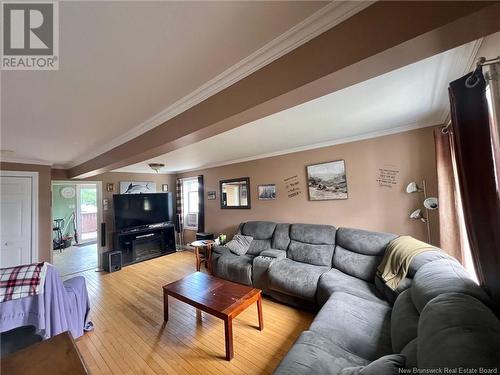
left=182, top=178, right=199, bottom=229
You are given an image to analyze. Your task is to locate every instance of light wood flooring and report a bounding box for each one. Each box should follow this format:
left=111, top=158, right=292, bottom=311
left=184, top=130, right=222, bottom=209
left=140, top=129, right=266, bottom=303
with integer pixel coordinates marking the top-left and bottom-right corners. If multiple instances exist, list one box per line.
left=53, top=243, right=98, bottom=276
left=72, top=251, right=314, bottom=375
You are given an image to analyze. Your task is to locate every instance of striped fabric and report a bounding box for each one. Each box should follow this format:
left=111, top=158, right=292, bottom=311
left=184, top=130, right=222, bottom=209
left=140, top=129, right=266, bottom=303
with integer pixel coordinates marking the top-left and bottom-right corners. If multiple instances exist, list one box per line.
left=176, top=178, right=183, bottom=233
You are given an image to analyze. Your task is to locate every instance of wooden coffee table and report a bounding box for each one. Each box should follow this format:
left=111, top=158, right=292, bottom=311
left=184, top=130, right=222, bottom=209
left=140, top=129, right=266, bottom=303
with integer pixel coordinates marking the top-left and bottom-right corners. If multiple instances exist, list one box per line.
left=162, top=272, right=263, bottom=360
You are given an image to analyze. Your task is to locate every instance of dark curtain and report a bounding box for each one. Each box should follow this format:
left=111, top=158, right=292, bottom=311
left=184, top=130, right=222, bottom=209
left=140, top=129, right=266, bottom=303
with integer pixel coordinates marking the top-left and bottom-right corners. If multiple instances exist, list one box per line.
left=197, top=175, right=205, bottom=233
left=433, top=128, right=463, bottom=264
left=175, top=178, right=183, bottom=233
left=448, top=68, right=500, bottom=301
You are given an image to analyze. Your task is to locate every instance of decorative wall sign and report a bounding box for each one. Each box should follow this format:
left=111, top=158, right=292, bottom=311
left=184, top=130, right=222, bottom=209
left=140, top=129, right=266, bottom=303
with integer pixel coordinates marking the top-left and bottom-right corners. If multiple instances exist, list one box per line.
left=207, top=191, right=216, bottom=200
left=258, top=184, right=276, bottom=200
left=376, top=165, right=400, bottom=188
left=106, top=183, right=115, bottom=192
left=284, top=175, right=302, bottom=198
left=162, top=184, right=169, bottom=192
left=119, top=181, right=156, bottom=194
left=307, top=160, right=348, bottom=200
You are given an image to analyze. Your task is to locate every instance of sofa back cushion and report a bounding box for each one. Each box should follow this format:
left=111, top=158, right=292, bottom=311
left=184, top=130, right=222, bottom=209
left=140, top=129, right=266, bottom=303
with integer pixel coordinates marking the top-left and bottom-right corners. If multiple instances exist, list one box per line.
left=288, top=224, right=336, bottom=266
left=410, top=258, right=489, bottom=313
left=418, top=293, right=500, bottom=369
left=239, top=221, right=276, bottom=255
left=390, top=289, right=419, bottom=353
left=333, top=228, right=397, bottom=282
left=272, top=223, right=291, bottom=250
left=390, top=258, right=496, bottom=367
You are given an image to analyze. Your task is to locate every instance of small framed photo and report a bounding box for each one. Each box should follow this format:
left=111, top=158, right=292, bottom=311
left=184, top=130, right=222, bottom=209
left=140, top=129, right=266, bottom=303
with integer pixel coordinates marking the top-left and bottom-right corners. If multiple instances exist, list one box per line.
left=207, top=191, right=216, bottom=200
left=162, top=184, right=169, bottom=192
left=106, top=183, right=115, bottom=192
left=258, top=184, right=276, bottom=200
left=306, top=160, right=348, bottom=201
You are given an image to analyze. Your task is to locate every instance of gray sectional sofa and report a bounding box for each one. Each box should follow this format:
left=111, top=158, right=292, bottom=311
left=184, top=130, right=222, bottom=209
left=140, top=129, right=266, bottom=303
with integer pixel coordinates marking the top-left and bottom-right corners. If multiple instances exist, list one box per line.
left=211, top=221, right=500, bottom=374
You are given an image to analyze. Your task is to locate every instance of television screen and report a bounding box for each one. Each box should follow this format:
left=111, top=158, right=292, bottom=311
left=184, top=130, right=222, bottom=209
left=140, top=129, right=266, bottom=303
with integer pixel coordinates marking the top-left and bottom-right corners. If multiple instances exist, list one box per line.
left=113, top=193, right=172, bottom=231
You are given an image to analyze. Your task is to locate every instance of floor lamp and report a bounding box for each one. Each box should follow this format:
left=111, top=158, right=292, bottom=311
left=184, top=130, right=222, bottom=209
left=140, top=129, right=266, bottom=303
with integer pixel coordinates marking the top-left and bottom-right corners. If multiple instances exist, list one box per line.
left=406, top=180, right=439, bottom=244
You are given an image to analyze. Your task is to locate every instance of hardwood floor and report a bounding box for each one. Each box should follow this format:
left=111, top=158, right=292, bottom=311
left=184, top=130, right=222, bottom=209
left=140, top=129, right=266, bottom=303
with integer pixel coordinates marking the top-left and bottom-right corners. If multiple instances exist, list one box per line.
left=53, top=243, right=98, bottom=276
left=72, top=251, right=314, bottom=375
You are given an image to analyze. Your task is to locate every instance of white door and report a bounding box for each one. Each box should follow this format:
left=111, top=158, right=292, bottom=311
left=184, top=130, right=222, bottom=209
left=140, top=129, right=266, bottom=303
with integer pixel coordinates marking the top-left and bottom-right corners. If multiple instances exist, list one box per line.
left=0, top=176, right=32, bottom=267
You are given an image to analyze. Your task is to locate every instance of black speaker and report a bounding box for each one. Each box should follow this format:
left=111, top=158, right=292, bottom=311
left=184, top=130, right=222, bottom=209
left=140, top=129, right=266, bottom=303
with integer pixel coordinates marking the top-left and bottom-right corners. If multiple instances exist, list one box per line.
left=102, top=251, right=122, bottom=273
left=100, top=222, right=106, bottom=247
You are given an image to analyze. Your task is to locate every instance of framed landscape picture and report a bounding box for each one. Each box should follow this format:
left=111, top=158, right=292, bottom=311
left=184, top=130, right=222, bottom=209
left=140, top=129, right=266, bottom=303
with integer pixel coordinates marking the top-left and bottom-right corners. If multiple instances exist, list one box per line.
left=306, top=160, right=348, bottom=200
left=258, top=184, right=276, bottom=200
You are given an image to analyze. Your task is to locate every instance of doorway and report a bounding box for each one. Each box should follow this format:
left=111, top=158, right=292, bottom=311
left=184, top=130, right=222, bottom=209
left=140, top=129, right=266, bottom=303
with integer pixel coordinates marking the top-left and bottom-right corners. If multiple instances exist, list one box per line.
left=51, top=181, right=101, bottom=276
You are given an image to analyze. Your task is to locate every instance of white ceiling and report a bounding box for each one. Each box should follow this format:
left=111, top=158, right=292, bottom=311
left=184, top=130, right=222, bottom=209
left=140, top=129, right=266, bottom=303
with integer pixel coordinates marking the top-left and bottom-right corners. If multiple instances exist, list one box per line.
left=0, top=1, right=330, bottom=166
left=115, top=39, right=481, bottom=174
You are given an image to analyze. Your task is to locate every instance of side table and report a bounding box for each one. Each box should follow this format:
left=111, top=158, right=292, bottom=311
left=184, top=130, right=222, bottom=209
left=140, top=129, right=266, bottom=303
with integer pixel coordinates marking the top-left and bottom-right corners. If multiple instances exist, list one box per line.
left=190, top=239, right=215, bottom=273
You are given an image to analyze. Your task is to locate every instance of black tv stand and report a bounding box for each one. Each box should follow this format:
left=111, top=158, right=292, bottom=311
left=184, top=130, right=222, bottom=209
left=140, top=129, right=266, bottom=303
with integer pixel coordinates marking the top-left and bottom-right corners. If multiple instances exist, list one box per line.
left=114, top=222, right=176, bottom=266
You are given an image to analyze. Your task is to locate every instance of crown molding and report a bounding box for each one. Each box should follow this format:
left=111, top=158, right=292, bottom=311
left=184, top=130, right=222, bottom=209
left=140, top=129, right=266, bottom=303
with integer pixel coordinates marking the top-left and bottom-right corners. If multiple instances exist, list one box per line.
left=0, top=156, right=53, bottom=166
left=116, top=121, right=439, bottom=175
left=65, top=1, right=376, bottom=169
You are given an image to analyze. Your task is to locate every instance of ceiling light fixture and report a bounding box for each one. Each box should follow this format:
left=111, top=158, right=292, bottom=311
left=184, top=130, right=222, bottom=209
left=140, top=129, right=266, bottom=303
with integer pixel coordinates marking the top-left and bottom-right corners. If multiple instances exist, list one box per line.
left=148, top=163, right=165, bottom=173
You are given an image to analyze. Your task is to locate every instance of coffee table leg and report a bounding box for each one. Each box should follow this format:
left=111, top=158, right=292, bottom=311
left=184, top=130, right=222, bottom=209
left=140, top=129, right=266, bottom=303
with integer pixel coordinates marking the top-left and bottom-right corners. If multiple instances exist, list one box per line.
left=257, top=294, right=264, bottom=331
left=224, top=317, right=234, bottom=361
left=163, top=290, right=169, bottom=322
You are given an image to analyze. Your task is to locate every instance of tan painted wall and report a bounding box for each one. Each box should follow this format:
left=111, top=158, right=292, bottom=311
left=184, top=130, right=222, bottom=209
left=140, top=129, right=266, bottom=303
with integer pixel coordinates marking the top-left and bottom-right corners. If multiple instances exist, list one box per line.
left=179, top=127, right=440, bottom=247
left=52, top=171, right=176, bottom=252
left=1, top=162, right=53, bottom=262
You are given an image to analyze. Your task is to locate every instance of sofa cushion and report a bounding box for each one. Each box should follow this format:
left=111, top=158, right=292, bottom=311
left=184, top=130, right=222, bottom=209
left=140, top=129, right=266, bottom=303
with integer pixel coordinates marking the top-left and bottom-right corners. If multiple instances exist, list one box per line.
left=335, top=227, right=397, bottom=255
left=339, top=354, right=406, bottom=375
left=400, top=338, right=417, bottom=368
left=287, top=224, right=336, bottom=266
left=214, top=253, right=254, bottom=286
left=411, top=258, right=489, bottom=313
left=241, top=221, right=276, bottom=240
left=317, top=269, right=388, bottom=307
left=310, top=292, right=392, bottom=361
left=333, top=246, right=383, bottom=282
left=288, top=241, right=335, bottom=267
left=273, top=330, right=369, bottom=375
left=290, top=224, right=336, bottom=245
left=374, top=251, right=449, bottom=303
left=226, top=234, right=253, bottom=255
left=268, top=258, right=329, bottom=301
left=333, top=228, right=396, bottom=282
left=237, top=221, right=276, bottom=256
left=272, top=223, right=291, bottom=250
left=418, top=293, right=500, bottom=369
left=390, top=289, right=419, bottom=352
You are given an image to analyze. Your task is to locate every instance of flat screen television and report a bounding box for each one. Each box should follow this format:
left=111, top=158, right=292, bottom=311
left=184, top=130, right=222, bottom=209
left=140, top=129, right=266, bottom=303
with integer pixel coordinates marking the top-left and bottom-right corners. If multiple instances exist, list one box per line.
left=113, top=192, right=173, bottom=231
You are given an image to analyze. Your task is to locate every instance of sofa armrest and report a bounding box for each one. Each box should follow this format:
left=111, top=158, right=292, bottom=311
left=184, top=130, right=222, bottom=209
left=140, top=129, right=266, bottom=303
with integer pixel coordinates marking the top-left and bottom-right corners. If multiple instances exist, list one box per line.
left=212, top=245, right=230, bottom=255
left=252, top=250, right=286, bottom=291
left=259, top=249, right=286, bottom=259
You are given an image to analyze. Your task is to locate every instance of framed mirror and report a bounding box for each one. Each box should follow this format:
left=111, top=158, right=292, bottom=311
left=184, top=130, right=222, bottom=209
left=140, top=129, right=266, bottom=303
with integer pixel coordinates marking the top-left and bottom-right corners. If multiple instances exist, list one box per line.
left=220, top=177, right=251, bottom=209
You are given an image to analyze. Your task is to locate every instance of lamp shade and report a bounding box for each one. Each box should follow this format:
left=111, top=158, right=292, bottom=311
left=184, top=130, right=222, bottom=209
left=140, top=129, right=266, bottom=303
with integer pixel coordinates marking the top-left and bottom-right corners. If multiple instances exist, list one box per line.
left=423, top=197, right=439, bottom=210
left=406, top=182, right=421, bottom=193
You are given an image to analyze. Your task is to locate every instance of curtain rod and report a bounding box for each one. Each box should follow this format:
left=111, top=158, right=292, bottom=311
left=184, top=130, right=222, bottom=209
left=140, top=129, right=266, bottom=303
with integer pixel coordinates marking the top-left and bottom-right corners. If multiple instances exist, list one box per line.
left=476, top=56, right=500, bottom=67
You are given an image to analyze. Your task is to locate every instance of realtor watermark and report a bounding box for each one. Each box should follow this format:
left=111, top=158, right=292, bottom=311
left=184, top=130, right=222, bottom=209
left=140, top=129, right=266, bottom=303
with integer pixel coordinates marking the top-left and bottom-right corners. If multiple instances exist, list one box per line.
left=399, top=368, right=498, bottom=374
left=1, top=1, right=59, bottom=70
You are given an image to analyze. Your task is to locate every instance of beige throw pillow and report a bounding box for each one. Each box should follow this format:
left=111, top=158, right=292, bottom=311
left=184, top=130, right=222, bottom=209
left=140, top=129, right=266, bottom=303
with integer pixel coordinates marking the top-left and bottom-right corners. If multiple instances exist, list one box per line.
left=226, top=235, right=253, bottom=256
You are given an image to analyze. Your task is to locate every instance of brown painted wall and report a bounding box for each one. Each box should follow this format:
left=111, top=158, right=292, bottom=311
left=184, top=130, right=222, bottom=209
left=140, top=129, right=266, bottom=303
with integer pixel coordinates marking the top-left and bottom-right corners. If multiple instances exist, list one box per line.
left=1, top=162, right=52, bottom=262
left=179, top=127, right=440, bottom=247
